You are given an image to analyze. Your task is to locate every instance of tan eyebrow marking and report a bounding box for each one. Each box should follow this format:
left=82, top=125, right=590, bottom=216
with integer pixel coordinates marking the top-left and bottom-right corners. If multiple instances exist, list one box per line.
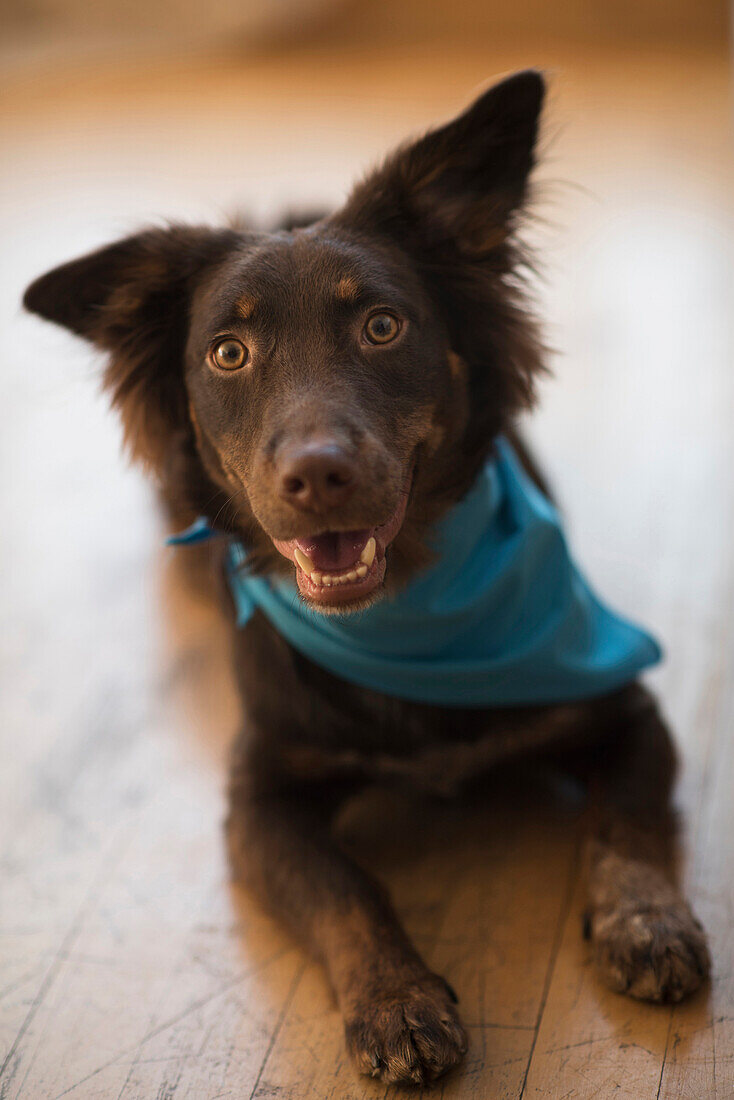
left=335, top=276, right=360, bottom=302
left=236, top=295, right=258, bottom=319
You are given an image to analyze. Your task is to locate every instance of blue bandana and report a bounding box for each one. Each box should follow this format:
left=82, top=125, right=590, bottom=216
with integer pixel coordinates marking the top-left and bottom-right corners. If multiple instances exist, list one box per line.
left=169, top=437, right=661, bottom=707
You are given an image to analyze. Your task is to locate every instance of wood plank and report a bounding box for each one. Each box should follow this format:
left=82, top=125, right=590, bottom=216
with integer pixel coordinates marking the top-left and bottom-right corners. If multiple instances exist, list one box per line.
left=658, top=618, right=734, bottom=1098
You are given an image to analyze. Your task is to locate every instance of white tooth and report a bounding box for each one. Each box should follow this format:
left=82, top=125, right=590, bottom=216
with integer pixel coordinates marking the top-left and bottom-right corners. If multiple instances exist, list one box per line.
left=347, top=571, right=358, bottom=582
left=294, top=547, right=315, bottom=574
left=322, top=574, right=333, bottom=585
left=311, top=571, right=322, bottom=585
left=360, top=537, right=376, bottom=567
left=356, top=564, right=368, bottom=578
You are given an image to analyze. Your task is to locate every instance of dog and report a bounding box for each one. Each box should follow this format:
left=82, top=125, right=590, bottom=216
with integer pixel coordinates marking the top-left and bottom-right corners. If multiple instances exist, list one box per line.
left=23, top=69, right=710, bottom=1086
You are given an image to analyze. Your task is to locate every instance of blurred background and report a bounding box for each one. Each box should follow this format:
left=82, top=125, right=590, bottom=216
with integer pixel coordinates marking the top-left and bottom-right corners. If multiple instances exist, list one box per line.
left=1, top=3, right=732, bottom=1099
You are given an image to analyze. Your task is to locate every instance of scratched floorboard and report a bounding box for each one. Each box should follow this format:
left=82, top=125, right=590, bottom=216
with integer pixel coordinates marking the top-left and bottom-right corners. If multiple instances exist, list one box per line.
left=1, top=29, right=732, bottom=1100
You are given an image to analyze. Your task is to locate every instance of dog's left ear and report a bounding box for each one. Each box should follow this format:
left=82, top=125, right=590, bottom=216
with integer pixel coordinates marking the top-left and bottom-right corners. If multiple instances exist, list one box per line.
left=23, top=225, right=238, bottom=471
left=334, top=69, right=544, bottom=257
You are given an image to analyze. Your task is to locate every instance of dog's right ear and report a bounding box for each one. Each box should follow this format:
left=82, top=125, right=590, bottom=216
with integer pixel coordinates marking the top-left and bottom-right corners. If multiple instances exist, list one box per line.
left=331, top=70, right=546, bottom=465
left=23, top=225, right=238, bottom=470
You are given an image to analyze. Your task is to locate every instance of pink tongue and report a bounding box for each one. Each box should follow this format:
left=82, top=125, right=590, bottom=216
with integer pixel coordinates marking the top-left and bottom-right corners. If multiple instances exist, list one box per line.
left=295, top=529, right=371, bottom=572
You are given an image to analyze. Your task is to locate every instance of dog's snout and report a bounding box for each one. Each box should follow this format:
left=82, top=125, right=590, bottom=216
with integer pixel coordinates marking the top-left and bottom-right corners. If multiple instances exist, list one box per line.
left=278, top=440, right=357, bottom=512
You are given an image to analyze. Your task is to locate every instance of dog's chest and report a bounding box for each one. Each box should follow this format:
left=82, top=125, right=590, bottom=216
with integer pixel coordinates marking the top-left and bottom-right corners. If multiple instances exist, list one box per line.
left=237, top=610, right=600, bottom=797
left=278, top=692, right=589, bottom=797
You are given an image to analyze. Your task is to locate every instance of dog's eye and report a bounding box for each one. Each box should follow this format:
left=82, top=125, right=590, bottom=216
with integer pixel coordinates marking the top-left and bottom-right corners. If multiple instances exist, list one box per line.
left=211, top=338, right=248, bottom=371
left=364, top=312, right=400, bottom=345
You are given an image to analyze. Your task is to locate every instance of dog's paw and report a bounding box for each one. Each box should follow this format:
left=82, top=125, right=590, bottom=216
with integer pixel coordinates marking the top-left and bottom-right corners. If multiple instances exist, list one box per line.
left=344, top=971, right=467, bottom=1085
left=587, top=897, right=710, bottom=1003
left=585, top=850, right=710, bottom=1003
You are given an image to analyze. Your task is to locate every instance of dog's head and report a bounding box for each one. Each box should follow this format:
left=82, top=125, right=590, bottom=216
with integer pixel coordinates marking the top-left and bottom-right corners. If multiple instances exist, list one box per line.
left=24, top=70, right=545, bottom=612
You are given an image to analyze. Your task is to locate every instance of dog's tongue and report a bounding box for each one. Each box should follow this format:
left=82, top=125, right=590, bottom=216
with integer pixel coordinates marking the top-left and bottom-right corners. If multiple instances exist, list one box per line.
left=295, top=529, right=372, bottom=572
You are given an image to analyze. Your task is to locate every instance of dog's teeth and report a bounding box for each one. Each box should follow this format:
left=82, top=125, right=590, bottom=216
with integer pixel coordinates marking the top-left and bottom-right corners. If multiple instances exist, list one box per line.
left=360, top=537, right=376, bottom=567
left=294, top=547, right=315, bottom=574
left=306, top=556, right=373, bottom=589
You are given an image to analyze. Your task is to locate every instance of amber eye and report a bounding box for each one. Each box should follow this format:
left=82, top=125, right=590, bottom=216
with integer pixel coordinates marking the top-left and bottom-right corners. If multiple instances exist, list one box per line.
left=212, top=338, right=248, bottom=370
left=364, top=312, right=400, bottom=345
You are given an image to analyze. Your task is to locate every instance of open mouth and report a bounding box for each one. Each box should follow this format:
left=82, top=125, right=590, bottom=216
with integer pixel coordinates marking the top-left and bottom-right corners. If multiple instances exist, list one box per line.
left=272, top=479, right=411, bottom=609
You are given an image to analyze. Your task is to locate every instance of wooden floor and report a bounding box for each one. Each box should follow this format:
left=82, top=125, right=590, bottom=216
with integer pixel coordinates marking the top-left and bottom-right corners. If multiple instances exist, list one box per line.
left=1, top=32, right=732, bottom=1100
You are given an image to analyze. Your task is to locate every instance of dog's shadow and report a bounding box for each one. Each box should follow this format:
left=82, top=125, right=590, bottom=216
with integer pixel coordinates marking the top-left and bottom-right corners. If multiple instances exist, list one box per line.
left=156, top=536, right=241, bottom=767
left=337, top=767, right=587, bottom=1003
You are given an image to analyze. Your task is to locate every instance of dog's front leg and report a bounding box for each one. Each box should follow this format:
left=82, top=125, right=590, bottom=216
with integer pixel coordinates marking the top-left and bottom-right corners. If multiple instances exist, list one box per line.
left=226, top=763, right=466, bottom=1085
left=582, top=685, right=710, bottom=1002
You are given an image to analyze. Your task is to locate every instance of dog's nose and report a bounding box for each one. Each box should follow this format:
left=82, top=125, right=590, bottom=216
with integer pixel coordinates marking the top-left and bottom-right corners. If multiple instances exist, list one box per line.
left=278, top=440, right=357, bottom=512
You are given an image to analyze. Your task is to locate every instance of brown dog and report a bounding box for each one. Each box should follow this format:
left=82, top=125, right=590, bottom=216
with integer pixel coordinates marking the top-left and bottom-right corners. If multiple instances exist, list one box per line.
left=23, top=70, right=709, bottom=1086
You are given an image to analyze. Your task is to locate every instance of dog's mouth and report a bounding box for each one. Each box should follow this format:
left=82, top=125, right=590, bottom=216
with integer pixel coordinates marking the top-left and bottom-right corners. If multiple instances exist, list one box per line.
left=272, top=477, right=411, bottom=610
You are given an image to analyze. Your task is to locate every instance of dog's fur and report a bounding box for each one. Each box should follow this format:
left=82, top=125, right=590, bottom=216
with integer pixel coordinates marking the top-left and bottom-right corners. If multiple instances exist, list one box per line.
left=24, top=70, right=709, bottom=1085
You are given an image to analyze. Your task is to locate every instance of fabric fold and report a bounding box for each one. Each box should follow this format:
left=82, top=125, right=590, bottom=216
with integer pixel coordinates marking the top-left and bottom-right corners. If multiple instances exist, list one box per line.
left=204, top=437, right=661, bottom=707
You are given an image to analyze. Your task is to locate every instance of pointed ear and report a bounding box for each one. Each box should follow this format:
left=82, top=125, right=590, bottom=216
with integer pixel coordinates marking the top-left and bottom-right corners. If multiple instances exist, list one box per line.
left=333, top=71, right=546, bottom=468
left=334, top=69, right=544, bottom=256
left=23, top=225, right=238, bottom=470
